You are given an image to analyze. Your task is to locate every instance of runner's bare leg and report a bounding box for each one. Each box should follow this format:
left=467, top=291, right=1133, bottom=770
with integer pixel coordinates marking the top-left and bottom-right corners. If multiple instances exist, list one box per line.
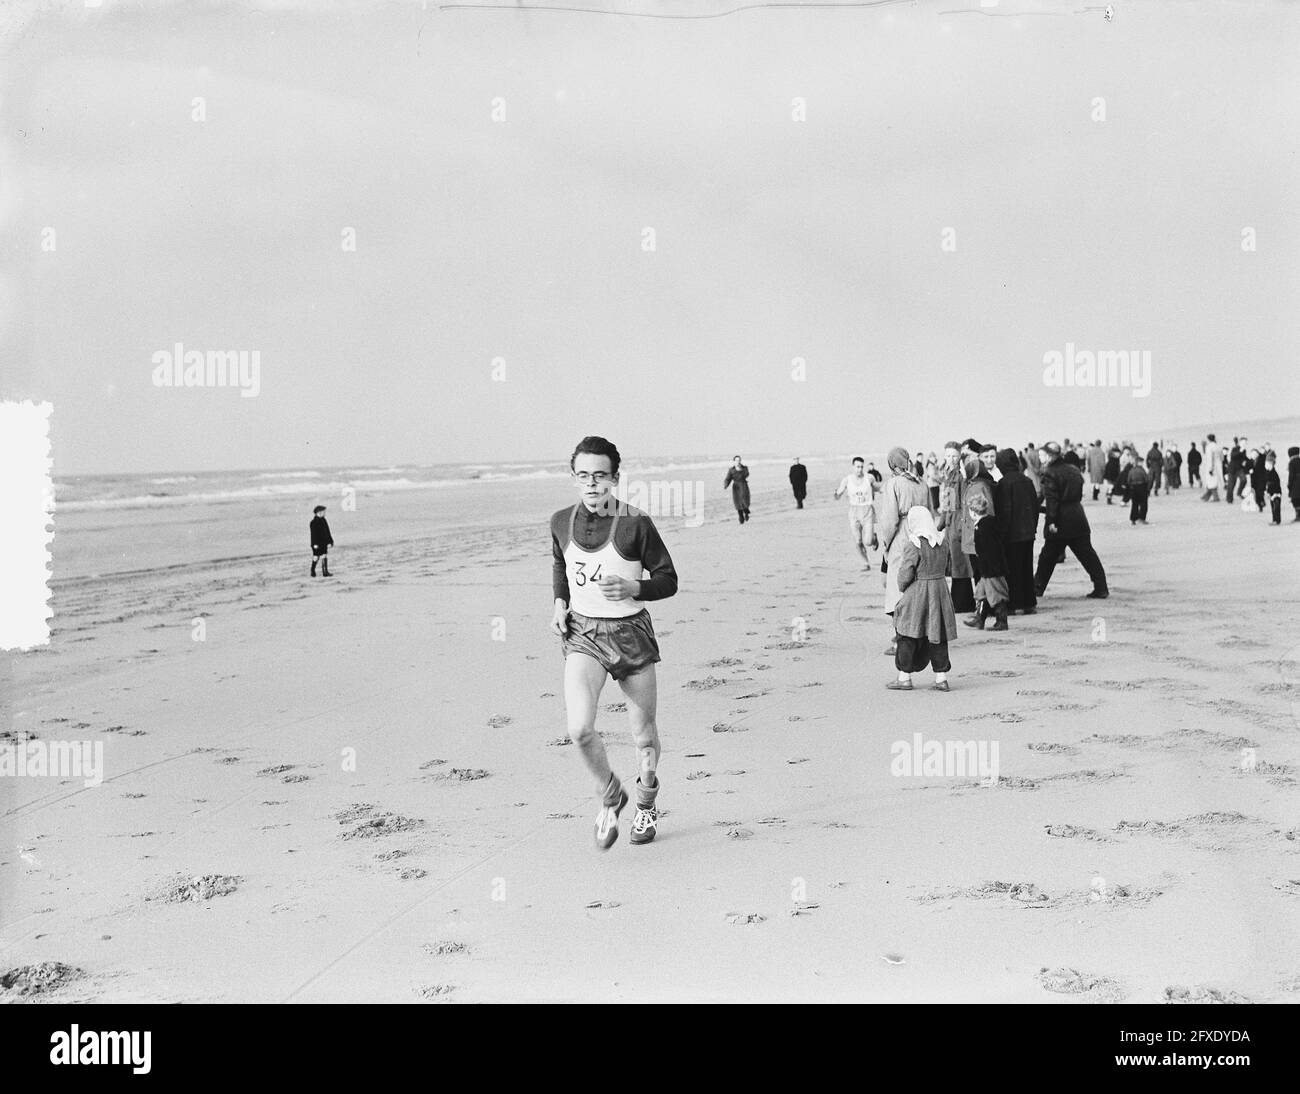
left=564, top=653, right=613, bottom=791
left=618, top=664, right=659, bottom=788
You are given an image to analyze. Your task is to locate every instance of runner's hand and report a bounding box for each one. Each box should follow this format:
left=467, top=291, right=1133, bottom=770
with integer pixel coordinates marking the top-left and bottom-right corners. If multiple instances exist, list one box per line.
left=551, top=601, right=570, bottom=636
left=598, top=574, right=637, bottom=601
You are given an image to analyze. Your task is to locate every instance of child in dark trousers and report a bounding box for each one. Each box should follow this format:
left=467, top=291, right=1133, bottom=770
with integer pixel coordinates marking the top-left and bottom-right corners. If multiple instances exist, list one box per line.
left=964, top=494, right=1009, bottom=631
left=310, top=505, right=333, bottom=577
left=1264, top=454, right=1282, bottom=525
left=887, top=506, right=959, bottom=692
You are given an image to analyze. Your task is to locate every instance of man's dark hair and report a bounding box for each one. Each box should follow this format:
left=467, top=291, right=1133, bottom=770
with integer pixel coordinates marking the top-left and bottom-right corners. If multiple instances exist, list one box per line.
left=570, top=435, right=620, bottom=477
left=852, top=456, right=864, bottom=465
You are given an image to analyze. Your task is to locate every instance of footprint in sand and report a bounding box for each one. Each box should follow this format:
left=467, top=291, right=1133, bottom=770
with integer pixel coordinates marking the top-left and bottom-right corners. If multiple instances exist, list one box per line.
left=685, top=771, right=711, bottom=781
left=258, top=764, right=296, bottom=777
left=585, top=900, right=621, bottom=910
left=1027, top=742, right=1077, bottom=755
left=546, top=812, right=576, bottom=820
left=605, top=702, right=627, bottom=713
left=546, top=736, right=573, bottom=747
left=1044, top=824, right=1111, bottom=842
left=786, top=757, right=810, bottom=765
left=0, top=962, right=85, bottom=997
left=487, top=714, right=512, bottom=728
left=1270, top=879, right=1300, bottom=897
left=431, top=768, right=492, bottom=783
left=685, top=676, right=728, bottom=691
left=399, top=867, right=428, bottom=881
left=723, top=769, right=747, bottom=776
left=725, top=912, right=765, bottom=925
left=789, top=903, right=820, bottom=917
left=417, top=983, right=457, bottom=1001
left=146, top=874, right=242, bottom=903
left=424, top=941, right=470, bottom=956
left=725, top=828, right=755, bottom=840
left=1163, top=984, right=1251, bottom=1004
left=420, top=758, right=447, bottom=768
left=1038, top=967, right=1125, bottom=1003
left=707, top=657, right=744, bottom=669
left=282, top=774, right=311, bottom=784
left=711, top=723, right=748, bottom=734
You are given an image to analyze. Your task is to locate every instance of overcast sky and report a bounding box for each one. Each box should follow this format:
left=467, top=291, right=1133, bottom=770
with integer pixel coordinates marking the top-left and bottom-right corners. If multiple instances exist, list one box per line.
left=3, top=0, right=1297, bottom=474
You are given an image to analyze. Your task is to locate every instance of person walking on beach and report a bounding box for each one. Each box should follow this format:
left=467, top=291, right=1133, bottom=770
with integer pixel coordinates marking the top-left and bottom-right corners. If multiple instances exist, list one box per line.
left=994, top=448, right=1038, bottom=614
left=1126, top=454, right=1151, bottom=525
left=878, top=448, right=933, bottom=656
left=788, top=457, right=808, bottom=510
left=1086, top=440, right=1106, bottom=501
left=1187, top=441, right=1202, bottom=488
left=309, top=505, right=333, bottom=578
left=1226, top=438, right=1245, bottom=502
left=1146, top=442, right=1164, bottom=497
left=834, top=457, right=877, bottom=566
left=1022, top=443, right=1044, bottom=499
left=551, top=436, right=678, bottom=850
left=1034, top=442, right=1109, bottom=600
left=887, top=506, right=958, bottom=692
left=723, top=456, right=751, bottom=524
left=1200, top=434, right=1222, bottom=502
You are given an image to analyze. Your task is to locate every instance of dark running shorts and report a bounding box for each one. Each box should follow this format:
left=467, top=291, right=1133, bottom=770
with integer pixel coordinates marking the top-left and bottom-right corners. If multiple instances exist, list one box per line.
left=561, top=609, right=660, bottom=681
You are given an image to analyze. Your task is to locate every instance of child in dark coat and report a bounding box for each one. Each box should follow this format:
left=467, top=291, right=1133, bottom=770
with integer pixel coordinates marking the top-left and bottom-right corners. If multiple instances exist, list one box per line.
left=1264, top=454, right=1282, bottom=525
left=964, top=493, right=1009, bottom=631
left=310, top=505, right=334, bottom=577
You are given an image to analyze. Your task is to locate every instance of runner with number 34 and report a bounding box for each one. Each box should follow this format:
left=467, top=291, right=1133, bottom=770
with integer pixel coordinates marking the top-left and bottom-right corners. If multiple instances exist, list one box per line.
left=550, top=436, right=679, bottom=851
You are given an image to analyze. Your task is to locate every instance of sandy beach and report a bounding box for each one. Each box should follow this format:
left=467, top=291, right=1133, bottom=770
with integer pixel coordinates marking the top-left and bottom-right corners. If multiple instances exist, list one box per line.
left=3, top=465, right=1298, bottom=1004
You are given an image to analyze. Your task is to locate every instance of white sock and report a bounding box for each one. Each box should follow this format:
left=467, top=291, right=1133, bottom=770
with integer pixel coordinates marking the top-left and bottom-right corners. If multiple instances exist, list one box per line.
left=934, top=672, right=947, bottom=683
left=897, top=671, right=911, bottom=683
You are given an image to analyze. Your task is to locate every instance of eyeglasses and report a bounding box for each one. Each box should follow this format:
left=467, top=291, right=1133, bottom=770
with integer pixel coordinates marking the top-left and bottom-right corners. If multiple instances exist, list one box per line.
left=572, top=471, right=613, bottom=484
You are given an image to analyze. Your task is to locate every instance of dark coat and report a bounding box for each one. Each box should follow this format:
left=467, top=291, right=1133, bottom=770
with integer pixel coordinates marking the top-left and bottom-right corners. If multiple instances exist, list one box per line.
left=993, top=449, right=1038, bottom=543
left=972, top=516, right=1009, bottom=578
left=1187, top=447, right=1202, bottom=471
left=1264, top=467, right=1282, bottom=498
left=959, top=467, right=995, bottom=555
left=1145, top=446, right=1163, bottom=475
left=1250, top=459, right=1267, bottom=491
left=893, top=539, right=959, bottom=643
left=1289, top=456, right=1300, bottom=504
left=310, top=515, right=333, bottom=552
left=1040, top=460, right=1091, bottom=540
left=788, top=463, right=808, bottom=498
left=723, top=465, right=751, bottom=511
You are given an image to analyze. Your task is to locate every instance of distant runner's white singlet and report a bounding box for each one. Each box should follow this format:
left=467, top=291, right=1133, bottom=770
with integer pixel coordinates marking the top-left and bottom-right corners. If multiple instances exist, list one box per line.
left=840, top=474, right=873, bottom=507
left=564, top=507, right=645, bottom=618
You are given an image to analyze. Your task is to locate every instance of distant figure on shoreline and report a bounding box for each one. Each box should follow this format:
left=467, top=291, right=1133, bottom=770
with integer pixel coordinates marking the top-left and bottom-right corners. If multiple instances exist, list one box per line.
left=723, top=456, right=751, bottom=524
left=310, top=505, right=333, bottom=578
left=788, top=457, right=808, bottom=510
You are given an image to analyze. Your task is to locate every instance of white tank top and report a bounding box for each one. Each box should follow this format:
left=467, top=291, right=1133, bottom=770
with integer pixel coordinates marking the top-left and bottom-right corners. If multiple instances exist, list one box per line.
left=564, top=507, right=646, bottom=618
left=840, top=474, right=873, bottom=507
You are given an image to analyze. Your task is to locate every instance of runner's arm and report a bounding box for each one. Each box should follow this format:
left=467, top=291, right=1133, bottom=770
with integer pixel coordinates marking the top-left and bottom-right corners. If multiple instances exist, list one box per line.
left=551, top=514, right=570, bottom=604
left=624, top=515, right=678, bottom=602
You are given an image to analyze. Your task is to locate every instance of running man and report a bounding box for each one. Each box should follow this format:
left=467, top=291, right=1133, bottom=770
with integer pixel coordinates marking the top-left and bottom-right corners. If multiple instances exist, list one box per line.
left=551, top=436, right=679, bottom=850
left=834, top=456, right=878, bottom=565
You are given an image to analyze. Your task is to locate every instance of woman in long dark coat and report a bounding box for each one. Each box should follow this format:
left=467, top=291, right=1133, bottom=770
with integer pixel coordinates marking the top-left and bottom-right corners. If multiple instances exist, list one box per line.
left=723, top=456, right=751, bottom=524
left=935, top=443, right=975, bottom=614
left=993, top=448, right=1038, bottom=614
left=887, top=506, right=958, bottom=692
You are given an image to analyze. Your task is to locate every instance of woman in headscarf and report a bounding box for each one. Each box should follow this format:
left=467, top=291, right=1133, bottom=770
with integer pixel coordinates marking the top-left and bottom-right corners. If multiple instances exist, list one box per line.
left=877, top=446, right=934, bottom=655
left=722, top=455, right=751, bottom=524
left=958, top=455, right=995, bottom=624
left=887, top=506, right=958, bottom=691
left=936, top=442, right=975, bottom=615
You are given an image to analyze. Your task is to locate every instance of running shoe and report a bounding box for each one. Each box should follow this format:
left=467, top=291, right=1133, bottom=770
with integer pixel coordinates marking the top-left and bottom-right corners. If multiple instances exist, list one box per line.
left=594, top=786, right=629, bottom=851
left=629, top=803, right=659, bottom=845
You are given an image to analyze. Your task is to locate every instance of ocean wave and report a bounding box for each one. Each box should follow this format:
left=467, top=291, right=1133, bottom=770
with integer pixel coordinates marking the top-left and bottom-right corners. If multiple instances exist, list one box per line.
left=149, top=476, right=199, bottom=484
left=55, top=476, right=466, bottom=512
left=254, top=470, right=322, bottom=480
